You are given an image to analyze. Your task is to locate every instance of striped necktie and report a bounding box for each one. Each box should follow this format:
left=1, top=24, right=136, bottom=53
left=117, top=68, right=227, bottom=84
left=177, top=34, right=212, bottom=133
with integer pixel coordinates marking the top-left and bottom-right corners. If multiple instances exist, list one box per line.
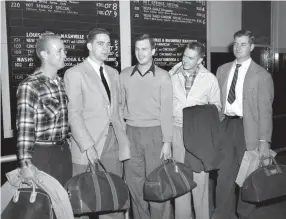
left=227, top=64, right=241, bottom=104
left=183, top=72, right=196, bottom=97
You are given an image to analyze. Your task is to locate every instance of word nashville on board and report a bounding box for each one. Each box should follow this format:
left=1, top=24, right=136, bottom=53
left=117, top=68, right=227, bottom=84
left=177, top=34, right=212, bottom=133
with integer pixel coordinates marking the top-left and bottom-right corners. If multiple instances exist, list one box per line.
left=5, top=0, right=206, bottom=129
left=7, top=0, right=120, bottom=88
left=5, top=0, right=120, bottom=128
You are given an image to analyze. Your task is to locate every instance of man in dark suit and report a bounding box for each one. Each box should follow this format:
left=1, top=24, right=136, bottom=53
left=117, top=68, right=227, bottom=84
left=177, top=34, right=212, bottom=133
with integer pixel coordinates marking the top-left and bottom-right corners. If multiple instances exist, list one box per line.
left=212, top=30, right=274, bottom=219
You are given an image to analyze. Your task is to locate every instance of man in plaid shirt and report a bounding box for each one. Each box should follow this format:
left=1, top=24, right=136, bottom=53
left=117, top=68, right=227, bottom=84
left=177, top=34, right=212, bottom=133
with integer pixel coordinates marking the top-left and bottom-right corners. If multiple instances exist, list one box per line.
left=16, top=32, right=72, bottom=186
left=169, top=42, right=221, bottom=219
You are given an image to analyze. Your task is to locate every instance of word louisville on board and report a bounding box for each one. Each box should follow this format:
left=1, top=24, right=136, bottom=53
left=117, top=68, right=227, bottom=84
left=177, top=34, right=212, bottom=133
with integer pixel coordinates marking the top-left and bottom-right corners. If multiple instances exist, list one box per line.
left=5, top=0, right=120, bottom=128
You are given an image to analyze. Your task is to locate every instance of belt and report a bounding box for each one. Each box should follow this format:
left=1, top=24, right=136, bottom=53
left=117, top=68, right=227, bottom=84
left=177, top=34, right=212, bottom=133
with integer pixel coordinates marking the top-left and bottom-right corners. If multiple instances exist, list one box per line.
left=224, top=115, right=242, bottom=119
left=34, top=139, right=67, bottom=146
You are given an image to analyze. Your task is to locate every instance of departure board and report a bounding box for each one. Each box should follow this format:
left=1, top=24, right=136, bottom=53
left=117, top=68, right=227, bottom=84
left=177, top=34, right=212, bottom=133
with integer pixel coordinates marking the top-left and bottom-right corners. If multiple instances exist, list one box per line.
left=130, top=0, right=207, bottom=70
left=6, top=0, right=120, bottom=88
left=5, top=0, right=120, bottom=128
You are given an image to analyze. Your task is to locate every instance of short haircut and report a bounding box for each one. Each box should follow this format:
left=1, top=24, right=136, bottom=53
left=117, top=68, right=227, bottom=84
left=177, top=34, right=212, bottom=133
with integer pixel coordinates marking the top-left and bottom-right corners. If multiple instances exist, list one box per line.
left=87, top=28, right=110, bottom=44
left=35, top=32, right=61, bottom=59
left=135, top=34, right=155, bottom=50
left=233, top=30, right=255, bottom=44
left=185, top=41, right=205, bottom=58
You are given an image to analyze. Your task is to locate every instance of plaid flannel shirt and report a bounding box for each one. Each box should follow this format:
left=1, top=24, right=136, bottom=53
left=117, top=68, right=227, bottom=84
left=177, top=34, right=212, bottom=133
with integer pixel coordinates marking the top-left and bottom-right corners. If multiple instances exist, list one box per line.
left=16, top=71, right=69, bottom=167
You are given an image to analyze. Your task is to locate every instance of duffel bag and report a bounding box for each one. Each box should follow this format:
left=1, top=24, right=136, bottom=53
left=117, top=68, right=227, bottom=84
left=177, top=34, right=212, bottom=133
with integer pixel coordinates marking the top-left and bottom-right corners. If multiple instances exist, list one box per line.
left=1, top=181, right=54, bottom=219
left=144, top=159, right=196, bottom=202
left=242, top=156, right=286, bottom=203
left=65, top=160, right=130, bottom=214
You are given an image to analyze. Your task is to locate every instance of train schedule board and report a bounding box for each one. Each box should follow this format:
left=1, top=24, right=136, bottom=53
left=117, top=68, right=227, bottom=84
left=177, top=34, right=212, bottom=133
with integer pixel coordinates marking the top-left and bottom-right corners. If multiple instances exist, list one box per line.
left=5, top=0, right=120, bottom=129
left=130, top=0, right=207, bottom=71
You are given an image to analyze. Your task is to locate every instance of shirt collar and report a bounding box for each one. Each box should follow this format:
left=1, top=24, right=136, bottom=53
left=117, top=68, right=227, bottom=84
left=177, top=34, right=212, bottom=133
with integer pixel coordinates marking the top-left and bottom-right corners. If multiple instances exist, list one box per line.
left=87, top=57, right=105, bottom=72
left=33, top=70, right=61, bottom=83
left=235, top=57, right=252, bottom=69
left=173, top=64, right=199, bottom=78
left=130, top=62, right=155, bottom=77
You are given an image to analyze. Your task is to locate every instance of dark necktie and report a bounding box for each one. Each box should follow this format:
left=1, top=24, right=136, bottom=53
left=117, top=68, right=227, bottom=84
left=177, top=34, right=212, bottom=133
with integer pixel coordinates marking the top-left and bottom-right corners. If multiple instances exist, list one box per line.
left=227, top=64, right=241, bottom=104
left=99, top=66, right=111, bottom=103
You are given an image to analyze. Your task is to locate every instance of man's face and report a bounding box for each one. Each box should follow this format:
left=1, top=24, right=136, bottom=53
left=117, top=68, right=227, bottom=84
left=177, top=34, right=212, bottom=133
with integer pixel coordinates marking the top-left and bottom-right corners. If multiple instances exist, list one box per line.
left=87, top=33, right=110, bottom=62
left=44, top=38, right=67, bottom=69
left=135, top=39, right=155, bottom=65
left=182, top=48, right=202, bottom=71
left=233, top=36, right=254, bottom=60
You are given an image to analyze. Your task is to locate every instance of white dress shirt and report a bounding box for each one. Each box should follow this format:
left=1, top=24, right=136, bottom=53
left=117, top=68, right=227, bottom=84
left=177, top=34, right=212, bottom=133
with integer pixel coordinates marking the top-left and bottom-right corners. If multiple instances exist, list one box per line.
left=224, top=58, right=252, bottom=117
left=87, top=57, right=110, bottom=86
left=170, top=62, right=221, bottom=127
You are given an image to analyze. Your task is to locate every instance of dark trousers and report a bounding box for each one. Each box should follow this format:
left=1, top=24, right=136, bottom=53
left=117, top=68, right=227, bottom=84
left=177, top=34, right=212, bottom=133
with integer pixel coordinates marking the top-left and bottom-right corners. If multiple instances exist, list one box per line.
left=213, top=117, right=255, bottom=219
left=32, top=142, right=72, bottom=186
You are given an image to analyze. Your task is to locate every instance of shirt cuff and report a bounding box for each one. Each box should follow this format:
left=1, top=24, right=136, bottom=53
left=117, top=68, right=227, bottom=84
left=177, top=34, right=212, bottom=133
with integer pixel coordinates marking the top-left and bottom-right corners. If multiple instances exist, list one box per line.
left=19, top=159, right=33, bottom=168
left=259, top=139, right=271, bottom=143
left=162, top=137, right=172, bottom=144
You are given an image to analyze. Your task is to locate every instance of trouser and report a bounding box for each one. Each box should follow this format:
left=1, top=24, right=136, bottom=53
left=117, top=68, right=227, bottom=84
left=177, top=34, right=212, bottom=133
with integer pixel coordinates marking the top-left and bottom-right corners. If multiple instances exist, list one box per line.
left=32, top=141, right=72, bottom=186
left=73, top=125, right=124, bottom=219
left=213, top=117, right=255, bottom=219
left=173, top=126, right=209, bottom=219
left=124, top=125, right=172, bottom=219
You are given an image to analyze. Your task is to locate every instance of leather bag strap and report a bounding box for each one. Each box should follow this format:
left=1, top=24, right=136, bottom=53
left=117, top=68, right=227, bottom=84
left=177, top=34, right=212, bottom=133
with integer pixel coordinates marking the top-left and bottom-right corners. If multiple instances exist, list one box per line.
left=90, top=160, right=119, bottom=211
left=163, top=160, right=177, bottom=197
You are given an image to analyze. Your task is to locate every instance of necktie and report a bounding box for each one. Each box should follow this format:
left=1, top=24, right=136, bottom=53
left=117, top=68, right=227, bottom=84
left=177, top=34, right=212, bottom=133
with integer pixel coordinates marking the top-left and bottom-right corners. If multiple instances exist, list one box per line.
left=183, top=72, right=196, bottom=97
left=227, top=64, right=241, bottom=104
left=99, top=66, right=111, bottom=103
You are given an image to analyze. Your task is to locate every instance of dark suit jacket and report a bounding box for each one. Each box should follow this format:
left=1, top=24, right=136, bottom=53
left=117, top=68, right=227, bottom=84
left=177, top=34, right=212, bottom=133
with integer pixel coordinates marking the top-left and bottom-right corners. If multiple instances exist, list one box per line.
left=183, top=105, right=224, bottom=172
left=216, top=60, right=274, bottom=150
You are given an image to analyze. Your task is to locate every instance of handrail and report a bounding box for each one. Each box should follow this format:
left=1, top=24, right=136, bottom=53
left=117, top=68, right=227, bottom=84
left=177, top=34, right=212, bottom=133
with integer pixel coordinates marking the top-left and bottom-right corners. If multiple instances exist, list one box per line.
left=273, top=114, right=286, bottom=119
left=1, top=147, right=286, bottom=164
left=0, top=155, right=17, bottom=163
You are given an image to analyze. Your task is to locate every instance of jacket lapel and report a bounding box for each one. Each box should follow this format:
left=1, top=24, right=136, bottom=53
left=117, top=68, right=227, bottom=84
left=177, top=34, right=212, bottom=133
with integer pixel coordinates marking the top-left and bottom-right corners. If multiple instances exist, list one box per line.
left=83, top=60, right=110, bottom=104
left=243, top=60, right=256, bottom=99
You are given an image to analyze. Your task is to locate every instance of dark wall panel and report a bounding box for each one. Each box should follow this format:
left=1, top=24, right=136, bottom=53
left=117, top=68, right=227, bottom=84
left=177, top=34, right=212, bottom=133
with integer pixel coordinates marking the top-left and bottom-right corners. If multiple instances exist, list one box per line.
left=242, top=1, right=271, bottom=45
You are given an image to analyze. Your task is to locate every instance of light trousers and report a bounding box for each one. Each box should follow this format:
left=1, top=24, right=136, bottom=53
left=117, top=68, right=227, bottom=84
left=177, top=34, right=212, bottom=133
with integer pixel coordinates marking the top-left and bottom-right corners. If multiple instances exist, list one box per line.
left=173, top=126, right=209, bottom=219
left=124, top=125, right=172, bottom=219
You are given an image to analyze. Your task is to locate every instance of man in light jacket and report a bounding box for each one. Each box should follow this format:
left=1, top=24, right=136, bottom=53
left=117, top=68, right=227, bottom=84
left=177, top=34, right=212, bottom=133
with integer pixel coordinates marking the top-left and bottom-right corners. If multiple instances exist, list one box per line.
left=169, top=42, right=221, bottom=219
left=64, top=28, right=130, bottom=219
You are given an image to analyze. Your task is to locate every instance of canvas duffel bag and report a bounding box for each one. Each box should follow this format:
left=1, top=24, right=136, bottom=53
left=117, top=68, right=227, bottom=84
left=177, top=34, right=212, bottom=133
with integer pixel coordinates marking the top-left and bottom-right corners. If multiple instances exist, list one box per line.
left=144, top=159, right=196, bottom=202
left=65, top=160, right=130, bottom=214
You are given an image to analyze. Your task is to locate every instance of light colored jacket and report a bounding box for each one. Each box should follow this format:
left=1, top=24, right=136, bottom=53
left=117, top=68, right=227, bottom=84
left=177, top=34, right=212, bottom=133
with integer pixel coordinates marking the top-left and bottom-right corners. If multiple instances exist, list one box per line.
left=169, top=62, right=221, bottom=127
left=64, top=59, right=130, bottom=165
left=216, top=60, right=274, bottom=150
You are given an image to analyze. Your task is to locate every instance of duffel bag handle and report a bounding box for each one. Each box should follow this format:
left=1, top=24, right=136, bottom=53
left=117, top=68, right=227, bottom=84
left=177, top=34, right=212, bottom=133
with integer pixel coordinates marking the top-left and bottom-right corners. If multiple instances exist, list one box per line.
left=88, top=160, right=107, bottom=174
left=161, top=158, right=175, bottom=165
left=162, top=159, right=180, bottom=173
left=259, top=156, right=283, bottom=176
left=13, top=181, right=37, bottom=203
